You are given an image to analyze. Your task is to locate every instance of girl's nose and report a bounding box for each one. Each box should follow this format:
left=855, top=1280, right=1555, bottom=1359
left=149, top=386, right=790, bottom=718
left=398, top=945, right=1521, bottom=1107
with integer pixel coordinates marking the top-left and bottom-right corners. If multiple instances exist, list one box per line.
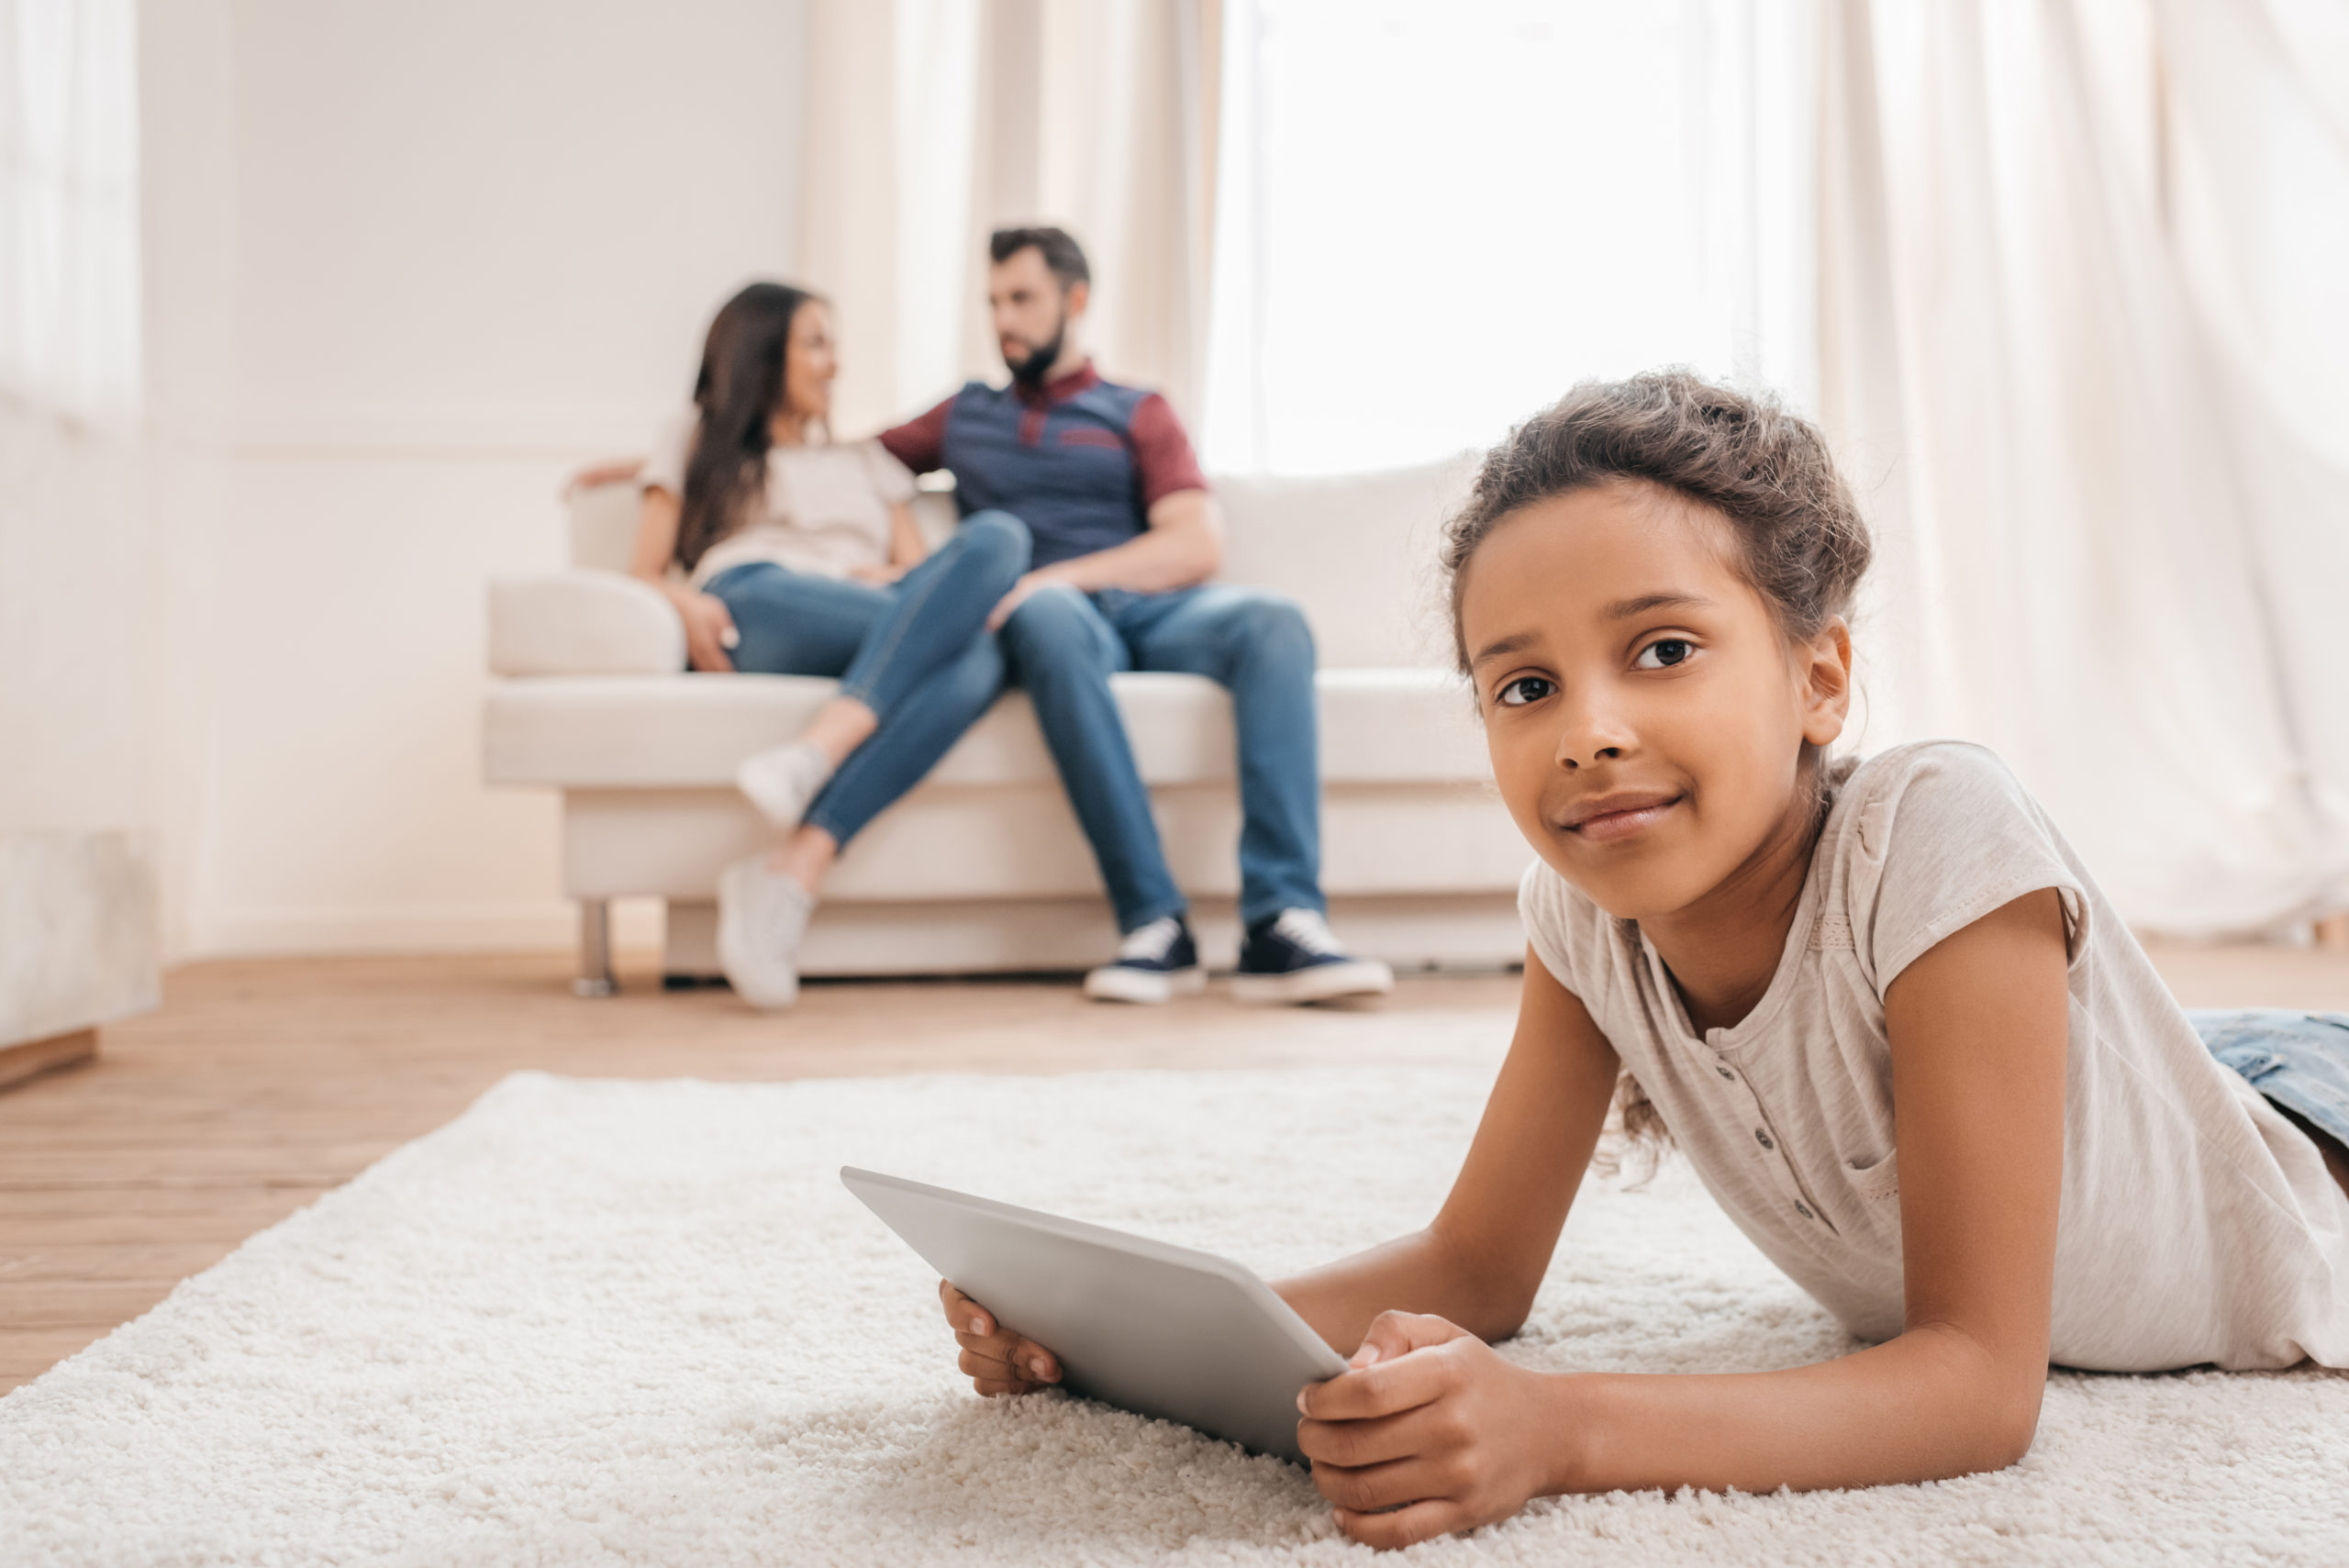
left=1553, top=693, right=1633, bottom=770
left=1559, top=743, right=1626, bottom=772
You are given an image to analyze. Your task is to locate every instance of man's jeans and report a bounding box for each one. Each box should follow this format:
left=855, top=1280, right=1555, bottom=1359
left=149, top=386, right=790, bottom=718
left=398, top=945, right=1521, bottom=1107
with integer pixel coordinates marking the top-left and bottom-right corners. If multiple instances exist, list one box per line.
left=704, top=510, right=1029, bottom=845
left=998, top=583, right=1322, bottom=932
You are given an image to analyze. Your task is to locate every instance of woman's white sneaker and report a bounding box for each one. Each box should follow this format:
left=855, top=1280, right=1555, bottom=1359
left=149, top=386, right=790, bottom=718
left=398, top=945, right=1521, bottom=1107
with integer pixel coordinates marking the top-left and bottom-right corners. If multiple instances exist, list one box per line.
left=717, top=855, right=816, bottom=1009
left=735, top=740, right=834, bottom=831
left=1083, top=916, right=1208, bottom=1005
left=1230, top=908, right=1393, bottom=1004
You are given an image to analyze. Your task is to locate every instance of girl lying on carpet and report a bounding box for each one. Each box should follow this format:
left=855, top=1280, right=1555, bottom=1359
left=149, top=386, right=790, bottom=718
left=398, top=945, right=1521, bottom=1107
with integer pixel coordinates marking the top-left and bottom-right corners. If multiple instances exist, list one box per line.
left=939, top=371, right=2349, bottom=1549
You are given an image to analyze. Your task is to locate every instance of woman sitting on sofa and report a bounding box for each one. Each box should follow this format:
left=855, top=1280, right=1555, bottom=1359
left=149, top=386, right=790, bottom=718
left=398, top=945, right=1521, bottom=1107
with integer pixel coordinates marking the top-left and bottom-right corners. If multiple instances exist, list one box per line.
left=628, top=281, right=1030, bottom=1009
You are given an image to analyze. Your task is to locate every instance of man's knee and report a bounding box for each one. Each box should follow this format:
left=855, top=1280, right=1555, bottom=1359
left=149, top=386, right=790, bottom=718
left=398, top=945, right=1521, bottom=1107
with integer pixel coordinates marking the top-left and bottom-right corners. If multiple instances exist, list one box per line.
left=1228, top=591, right=1316, bottom=664
left=1001, top=584, right=1109, bottom=671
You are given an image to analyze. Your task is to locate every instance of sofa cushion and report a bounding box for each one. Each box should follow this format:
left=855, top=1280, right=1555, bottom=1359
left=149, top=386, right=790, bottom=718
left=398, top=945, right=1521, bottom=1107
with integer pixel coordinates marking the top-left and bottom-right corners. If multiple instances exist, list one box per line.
left=484, top=667, right=1489, bottom=790
left=1214, top=455, right=1476, bottom=670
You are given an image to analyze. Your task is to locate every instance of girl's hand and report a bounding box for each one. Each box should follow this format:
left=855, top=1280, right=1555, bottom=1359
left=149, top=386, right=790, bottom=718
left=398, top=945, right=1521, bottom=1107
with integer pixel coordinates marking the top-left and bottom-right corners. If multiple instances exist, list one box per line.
left=667, top=587, right=739, bottom=673
left=847, top=562, right=907, bottom=584
left=1297, top=1310, right=1566, bottom=1551
left=939, top=1280, right=1062, bottom=1396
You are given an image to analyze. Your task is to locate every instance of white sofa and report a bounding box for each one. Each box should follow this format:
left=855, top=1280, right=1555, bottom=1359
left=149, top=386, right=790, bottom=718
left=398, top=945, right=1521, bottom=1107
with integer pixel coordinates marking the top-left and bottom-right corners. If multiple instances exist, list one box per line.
left=483, top=459, right=1532, bottom=992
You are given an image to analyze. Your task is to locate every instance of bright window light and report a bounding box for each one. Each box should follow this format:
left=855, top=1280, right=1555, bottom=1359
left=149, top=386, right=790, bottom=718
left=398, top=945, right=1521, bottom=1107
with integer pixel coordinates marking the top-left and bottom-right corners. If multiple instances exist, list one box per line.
left=1202, top=0, right=1813, bottom=475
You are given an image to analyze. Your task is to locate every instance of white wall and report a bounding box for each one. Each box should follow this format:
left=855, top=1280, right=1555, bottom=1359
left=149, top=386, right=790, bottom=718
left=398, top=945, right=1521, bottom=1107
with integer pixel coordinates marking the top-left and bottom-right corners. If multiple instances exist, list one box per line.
left=140, top=0, right=806, bottom=956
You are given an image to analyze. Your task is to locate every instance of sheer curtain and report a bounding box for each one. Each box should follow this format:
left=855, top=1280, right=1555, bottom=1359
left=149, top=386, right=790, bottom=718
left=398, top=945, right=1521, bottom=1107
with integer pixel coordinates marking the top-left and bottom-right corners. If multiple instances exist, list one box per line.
left=1818, top=0, right=2349, bottom=934
left=0, top=0, right=139, bottom=424
left=796, top=0, right=1221, bottom=433
left=1200, top=0, right=1818, bottom=476
left=792, top=0, right=2344, bottom=934
left=0, top=0, right=150, bottom=835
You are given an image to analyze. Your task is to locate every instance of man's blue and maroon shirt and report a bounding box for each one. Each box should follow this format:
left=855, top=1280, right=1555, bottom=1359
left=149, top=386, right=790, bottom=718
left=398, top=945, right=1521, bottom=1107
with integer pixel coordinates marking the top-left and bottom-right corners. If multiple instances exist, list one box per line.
left=877, top=362, right=1209, bottom=570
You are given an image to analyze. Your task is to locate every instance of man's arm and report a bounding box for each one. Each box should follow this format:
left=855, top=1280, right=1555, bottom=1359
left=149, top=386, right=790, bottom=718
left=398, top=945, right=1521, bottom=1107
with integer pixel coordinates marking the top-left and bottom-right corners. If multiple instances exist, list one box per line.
left=1052, top=487, right=1224, bottom=590
left=876, top=396, right=954, bottom=476
left=988, top=487, right=1223, bottom=628
left=986, top=390, right=1221, bottom=626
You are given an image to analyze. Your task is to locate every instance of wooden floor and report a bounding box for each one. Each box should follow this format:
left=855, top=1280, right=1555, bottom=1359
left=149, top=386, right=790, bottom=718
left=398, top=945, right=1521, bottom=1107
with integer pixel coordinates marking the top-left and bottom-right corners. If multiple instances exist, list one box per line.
left=5, top=939, right=2346, bottom=1396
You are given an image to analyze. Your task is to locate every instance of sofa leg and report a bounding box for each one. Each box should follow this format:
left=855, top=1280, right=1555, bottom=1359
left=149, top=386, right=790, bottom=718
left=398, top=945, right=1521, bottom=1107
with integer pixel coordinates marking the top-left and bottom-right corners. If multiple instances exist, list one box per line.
left=573, top=899, right=617, bottom=997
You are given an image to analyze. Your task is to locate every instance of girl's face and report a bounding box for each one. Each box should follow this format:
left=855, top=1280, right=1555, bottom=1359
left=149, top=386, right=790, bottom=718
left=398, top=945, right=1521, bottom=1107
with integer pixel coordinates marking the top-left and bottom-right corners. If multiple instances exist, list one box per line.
left=1461, top=481, right=1853, bottom=920
left=782, top=302, right=838, bottom=423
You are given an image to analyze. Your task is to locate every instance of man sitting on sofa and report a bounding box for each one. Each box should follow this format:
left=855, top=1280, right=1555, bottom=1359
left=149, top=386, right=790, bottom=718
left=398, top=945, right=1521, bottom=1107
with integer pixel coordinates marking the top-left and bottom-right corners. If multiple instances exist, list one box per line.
left=877, top=226, right=1392, bottom=1006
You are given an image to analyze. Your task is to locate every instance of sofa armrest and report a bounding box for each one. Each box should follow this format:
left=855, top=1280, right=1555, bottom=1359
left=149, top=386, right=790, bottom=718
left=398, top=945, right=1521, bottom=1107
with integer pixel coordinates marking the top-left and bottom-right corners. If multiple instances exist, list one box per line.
left=488, top=570, right=685, bottom=676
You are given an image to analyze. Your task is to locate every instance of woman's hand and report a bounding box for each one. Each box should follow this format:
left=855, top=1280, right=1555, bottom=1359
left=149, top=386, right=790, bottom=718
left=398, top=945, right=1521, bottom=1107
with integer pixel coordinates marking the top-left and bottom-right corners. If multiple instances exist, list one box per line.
left=1297, top=1310, right=1568, bottom=1551
left=939, top=1280, right=1062, bottom=1396
left=562, top=457, right=644, bottom=496
left=666, top=587, right=739, bottom=673
left=847, top=562, right=907, bottom=585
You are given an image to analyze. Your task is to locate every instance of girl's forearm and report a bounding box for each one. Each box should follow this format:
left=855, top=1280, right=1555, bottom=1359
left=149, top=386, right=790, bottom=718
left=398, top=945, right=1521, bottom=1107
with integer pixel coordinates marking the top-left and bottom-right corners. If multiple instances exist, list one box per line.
left=1543, top=1323, right=2045, bottom=1496
left=1274, top=1227, right=1533, bottom=1355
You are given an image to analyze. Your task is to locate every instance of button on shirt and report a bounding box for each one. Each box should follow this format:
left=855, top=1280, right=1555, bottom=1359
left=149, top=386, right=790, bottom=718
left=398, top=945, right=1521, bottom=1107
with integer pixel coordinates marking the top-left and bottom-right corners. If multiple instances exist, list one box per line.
left=1520, top=740, right=2349, bottom=1373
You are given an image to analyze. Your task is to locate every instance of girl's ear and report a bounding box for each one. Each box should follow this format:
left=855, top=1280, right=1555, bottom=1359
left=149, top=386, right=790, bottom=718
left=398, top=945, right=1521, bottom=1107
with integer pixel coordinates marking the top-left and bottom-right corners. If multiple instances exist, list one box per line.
left=1798, top=617, right=1854, bottom=748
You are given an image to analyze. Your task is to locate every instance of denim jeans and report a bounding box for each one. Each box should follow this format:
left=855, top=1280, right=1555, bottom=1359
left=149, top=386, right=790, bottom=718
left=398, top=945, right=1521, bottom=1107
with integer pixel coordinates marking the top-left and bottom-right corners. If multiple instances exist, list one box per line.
left=996, top=582, right=1322, bottom=932
left=703, top=510, right=1028, bottom=845
left=2197, top=1009, right=2349, bottom=1153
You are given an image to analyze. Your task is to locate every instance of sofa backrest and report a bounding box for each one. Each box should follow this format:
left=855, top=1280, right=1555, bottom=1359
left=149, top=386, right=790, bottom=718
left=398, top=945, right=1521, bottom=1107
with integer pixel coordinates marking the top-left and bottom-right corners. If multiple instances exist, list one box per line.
left=564, top=452, right=1477, bottom=671
left=570, top=481, right=642, bottom=573
left=1212, top=455, right=1475, bottom=670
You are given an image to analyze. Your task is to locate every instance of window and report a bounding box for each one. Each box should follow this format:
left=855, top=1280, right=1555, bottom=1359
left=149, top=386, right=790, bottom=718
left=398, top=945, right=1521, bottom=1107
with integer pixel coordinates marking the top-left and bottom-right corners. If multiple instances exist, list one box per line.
left=1201, top=0, right=1813, bottom=475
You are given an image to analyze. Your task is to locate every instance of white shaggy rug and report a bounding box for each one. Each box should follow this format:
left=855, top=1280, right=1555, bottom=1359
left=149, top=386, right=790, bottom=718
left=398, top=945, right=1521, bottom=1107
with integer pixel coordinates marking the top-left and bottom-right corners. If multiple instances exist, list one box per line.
left=4, top=1067, right=2345, bottom=1567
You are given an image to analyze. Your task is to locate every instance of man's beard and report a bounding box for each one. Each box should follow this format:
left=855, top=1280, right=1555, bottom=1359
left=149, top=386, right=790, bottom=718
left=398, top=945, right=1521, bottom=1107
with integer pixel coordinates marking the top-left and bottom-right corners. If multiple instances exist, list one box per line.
left=1005, top=312, right=1067, bottom=387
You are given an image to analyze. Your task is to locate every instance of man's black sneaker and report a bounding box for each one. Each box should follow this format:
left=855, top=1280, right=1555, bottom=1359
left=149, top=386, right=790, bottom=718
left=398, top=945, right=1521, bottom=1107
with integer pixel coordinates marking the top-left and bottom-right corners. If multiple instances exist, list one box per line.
left=1082, top=915, right=1208, bottom=1004
left=1231, top=908, right=1395, bottom=1004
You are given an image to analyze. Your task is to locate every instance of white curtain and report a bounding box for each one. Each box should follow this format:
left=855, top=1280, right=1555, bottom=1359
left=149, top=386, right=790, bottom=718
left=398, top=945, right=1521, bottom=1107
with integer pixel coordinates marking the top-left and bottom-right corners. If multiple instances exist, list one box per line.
left=793, top=0, right=2345, bottom=935
left=1200, top=1, right=1820, bottom=476
left=796, top=0, right=1221, bottom=435
left=796, top=0, right=980, bottom=437
left=1818, top=0, right=2349, bottom=934
left=0, top=0, right=151, bottom=836
left=0, top=0, right=139, bottom=423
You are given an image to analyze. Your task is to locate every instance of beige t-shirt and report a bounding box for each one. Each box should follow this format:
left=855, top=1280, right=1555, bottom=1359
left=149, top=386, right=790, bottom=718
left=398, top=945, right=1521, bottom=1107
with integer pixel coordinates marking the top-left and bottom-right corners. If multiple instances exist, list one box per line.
left=641, top=411, right=917, bottom=586
left=1520, top=740, right=2349, bottom=1372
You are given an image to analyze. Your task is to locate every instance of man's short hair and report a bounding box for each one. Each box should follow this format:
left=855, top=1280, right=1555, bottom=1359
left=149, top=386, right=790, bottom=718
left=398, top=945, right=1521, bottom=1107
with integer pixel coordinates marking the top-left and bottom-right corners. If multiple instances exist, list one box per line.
left=988, top=225, right=1091, bottom=290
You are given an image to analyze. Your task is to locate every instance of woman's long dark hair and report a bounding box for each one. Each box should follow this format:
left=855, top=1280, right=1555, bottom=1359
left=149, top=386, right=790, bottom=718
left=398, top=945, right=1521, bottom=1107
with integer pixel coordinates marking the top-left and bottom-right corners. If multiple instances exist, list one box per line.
left=674, top=282, right=822, bottom=573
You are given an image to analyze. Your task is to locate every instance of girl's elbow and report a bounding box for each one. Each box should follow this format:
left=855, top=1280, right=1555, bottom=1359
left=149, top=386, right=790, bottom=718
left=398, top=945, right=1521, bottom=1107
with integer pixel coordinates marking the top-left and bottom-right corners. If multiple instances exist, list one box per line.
left=1466, top=1285, right=1540, bottom=1343
left=1987, top=1389, right=2046, bottom=1470
left=1952, top=1384, right=2045, bottom=1478
left=1911, top=1323, right=2047, bottom=1475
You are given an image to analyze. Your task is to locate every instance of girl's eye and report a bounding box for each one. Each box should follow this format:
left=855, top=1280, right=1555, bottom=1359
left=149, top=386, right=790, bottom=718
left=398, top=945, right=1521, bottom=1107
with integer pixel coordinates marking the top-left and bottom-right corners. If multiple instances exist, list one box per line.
left=1495, top=675, right=1555, bottom=707
left=1634, top=639, right=1695, bottom=671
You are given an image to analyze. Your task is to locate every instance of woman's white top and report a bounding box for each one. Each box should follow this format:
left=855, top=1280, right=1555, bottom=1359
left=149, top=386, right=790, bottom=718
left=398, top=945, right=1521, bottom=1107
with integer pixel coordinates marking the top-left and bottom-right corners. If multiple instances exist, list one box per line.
left=1519, top=740, right=2349, bottom=1372
left=640, top=410, right=917, bottom=586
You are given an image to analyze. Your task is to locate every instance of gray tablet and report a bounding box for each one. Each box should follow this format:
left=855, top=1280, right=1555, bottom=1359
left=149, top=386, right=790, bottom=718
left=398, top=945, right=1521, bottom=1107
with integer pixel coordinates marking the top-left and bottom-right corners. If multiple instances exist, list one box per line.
left=842, top=1166, right=1349, bottom=1468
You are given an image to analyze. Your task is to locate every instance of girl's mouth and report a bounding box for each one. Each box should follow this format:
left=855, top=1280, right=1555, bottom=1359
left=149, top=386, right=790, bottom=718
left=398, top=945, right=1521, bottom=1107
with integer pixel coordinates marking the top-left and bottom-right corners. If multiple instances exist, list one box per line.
left=1561, top=792, right=1684, bottom=843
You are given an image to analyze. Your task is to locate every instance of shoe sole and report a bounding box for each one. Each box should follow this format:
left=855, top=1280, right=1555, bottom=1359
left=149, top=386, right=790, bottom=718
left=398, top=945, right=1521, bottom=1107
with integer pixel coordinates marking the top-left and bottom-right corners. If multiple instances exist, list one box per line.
left=1230, top=958, right=1395, bottom=1006
left=716, top=861, right=800, bottom=1010
left=1084, top=964, right=1208, bottom=1005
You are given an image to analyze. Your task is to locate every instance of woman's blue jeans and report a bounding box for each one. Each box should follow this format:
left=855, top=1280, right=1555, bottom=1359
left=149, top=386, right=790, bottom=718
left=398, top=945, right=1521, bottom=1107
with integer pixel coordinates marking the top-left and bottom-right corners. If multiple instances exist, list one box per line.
left=702, top=510, right=1028, bottom=846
